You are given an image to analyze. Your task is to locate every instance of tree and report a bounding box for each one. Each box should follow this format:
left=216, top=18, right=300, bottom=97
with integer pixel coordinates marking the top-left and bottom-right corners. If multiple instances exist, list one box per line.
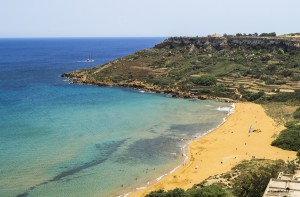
left=243, top=91, right=265, bottom=101
left=166, top=188, right=185, bottom=197
left=146, top=185, right=228, bottom=197
left=194, top=184, right=227, bottom=197
left=232, top=173, right=253, bottom=197
left=259, top=32, right=276, bottom=37
left=271, top=125, right=300, bottom=151
left=145, top=189, right=166, bottom=197
left=232, top=161, right=285, bottom=197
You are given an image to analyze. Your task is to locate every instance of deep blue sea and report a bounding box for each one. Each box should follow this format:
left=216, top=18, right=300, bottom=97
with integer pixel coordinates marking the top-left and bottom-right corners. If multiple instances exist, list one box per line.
left=0, top=38, right=232, bottom=197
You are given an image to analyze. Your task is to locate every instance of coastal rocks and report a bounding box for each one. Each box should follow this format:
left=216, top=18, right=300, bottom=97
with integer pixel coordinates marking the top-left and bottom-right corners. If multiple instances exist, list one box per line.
left=62, top=72, right=235, bottom=103
left=155, top=36, right=300, bottom=52
left=61, top=72, right=86, bottom=83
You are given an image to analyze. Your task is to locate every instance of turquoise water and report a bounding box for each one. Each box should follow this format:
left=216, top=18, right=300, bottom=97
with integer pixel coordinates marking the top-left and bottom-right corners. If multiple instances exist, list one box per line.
left=0, top=38, right=231, bottom=197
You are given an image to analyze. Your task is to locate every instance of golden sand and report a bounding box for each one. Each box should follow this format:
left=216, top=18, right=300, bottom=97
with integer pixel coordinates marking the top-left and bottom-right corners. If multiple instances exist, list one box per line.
left=130, top=102, right=296, bottom=196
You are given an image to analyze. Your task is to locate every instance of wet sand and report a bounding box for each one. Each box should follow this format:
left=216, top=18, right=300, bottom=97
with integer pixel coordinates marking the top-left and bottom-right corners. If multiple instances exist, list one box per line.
left=130, top=102, right=296, bottom=196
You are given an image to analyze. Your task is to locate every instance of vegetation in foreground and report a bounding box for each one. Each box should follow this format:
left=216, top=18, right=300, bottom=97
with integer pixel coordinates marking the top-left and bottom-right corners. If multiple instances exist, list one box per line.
left=272, top=107, right=300, bottom=153
left=145, top=185, right=228, bottom=197
left=145, top=159, right=295, bottom=197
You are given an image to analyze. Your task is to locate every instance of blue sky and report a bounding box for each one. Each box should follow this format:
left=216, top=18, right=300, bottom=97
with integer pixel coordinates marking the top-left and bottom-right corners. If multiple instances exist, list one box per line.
left=0, top=0, right=299, bottom=37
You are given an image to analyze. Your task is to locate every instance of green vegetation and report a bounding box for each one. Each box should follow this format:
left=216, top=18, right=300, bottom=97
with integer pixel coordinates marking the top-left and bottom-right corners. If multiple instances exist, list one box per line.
left=65, top=35, right=300, bottom=101
left=63, top=35, right=300, bottom=197
left=191, top=75, right=217, bottom=86
left=271, top=121, right=300, bottom=151
left=265, top=90, right=300, bottom=103
left=232, top=160, right=285, bottom=197
left=235, top=32, right=278, bottom=37
left=271, top=107, right=300, bottom=152
left=145, top=184, right=228, bottom=197
left=293, top=107, right=300, bottom=119
left=243, top=91, right=264, bottom=102
left=259, top=32, right=276, bottom=37
left=146, top=159, right=290, bottom=197
left=236, top=33, right=258, bottom=37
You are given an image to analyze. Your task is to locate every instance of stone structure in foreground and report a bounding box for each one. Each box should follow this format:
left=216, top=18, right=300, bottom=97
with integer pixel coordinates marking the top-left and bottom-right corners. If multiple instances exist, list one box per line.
left=263, top=172, right=300, bottom=197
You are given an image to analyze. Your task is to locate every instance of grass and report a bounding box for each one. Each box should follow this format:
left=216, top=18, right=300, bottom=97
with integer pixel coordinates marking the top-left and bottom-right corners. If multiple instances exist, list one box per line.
left=262, top=103, right=299, bottom=124
left=65, top=35, right=300, bottom=101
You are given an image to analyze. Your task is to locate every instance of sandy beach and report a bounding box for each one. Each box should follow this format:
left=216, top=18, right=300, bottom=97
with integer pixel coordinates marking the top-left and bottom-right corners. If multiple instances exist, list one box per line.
left=130, top=102, right=296, bottom=196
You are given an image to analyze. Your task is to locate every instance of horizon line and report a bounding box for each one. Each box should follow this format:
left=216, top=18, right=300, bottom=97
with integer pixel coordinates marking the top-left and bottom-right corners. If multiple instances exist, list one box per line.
left=0, top=32, right=296, bottom=39
left=0, top=36, right=169, bottom=39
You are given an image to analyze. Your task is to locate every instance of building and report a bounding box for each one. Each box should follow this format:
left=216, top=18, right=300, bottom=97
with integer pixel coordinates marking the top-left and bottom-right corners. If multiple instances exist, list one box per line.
left=263, top=172, right=300, bottom=197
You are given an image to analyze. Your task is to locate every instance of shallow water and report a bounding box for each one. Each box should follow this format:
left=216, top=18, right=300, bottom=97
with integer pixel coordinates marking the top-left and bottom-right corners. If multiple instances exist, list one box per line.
left=0, top=38, right=231, bottom=197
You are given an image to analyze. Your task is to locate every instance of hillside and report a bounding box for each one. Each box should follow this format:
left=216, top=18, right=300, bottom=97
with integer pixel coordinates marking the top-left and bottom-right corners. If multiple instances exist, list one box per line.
left=62, top=35, right=300, bottom=102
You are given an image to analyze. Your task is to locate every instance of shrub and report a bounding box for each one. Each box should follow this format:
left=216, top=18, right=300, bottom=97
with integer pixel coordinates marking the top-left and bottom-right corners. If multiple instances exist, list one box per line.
left=285, top=121, right=299, bottom=129
left=232, top=160, right=285, bottom=197
left=267, top=64, right=277, bottom=73
left=293, top=107, right=300, bottom=119
left=166, top=188, right=185, bottom=197
left=152, top=78, right=171, bottom=87
left=285, top=161, right=297, bottom=174
left=191, top=184, right=227, bottom=197
left=259, top=32, right=276, bottom=37
left=213, top=84, right=228, bottom=92
left=145, top=188, right=185, bottom=197
left=145, top=189, right=166, bottom=197
left=243, top=91, right=265, bottom=101
left=267, top=91, right=300, bottom=102
left=265, top=78, right=275, bottom=85
left=292, top=75, right=300, bottom=81
left=281, top=69, right=293, bottom=77
left=271, top=124, right=300, bottom=151
left=274, top=80, right=286, bottom=85
left=145, top=185, right=228, bottom=197
left=191, top=75, right=217, bottom=86
left=199, top=89, right=212, bottom=94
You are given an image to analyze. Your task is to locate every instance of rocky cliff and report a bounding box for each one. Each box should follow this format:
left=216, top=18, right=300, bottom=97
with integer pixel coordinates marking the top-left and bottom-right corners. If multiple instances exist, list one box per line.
left=155, top=36, right=300, bottom=51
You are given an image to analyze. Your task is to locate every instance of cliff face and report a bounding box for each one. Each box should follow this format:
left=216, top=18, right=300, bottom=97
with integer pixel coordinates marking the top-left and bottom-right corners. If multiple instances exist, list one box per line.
left=155, top=36, right=300, bottom=51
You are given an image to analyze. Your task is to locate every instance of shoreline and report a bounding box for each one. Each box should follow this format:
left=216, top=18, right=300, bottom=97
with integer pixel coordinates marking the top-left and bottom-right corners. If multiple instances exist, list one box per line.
left=119, top=103, right=236, bottom=197
left=61, top=74, right=235, bottom=103
left=129, top=102, right=296, bottom=197
left=62, top=76, right=238, bottom=197
left=117, top=103, right=235, bottom=197
left=62, top=75, right=296, bottom=197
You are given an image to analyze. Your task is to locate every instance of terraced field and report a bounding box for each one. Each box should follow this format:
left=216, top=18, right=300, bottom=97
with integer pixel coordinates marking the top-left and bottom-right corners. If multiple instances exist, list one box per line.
left=64, top=35, right=300, bottom=102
